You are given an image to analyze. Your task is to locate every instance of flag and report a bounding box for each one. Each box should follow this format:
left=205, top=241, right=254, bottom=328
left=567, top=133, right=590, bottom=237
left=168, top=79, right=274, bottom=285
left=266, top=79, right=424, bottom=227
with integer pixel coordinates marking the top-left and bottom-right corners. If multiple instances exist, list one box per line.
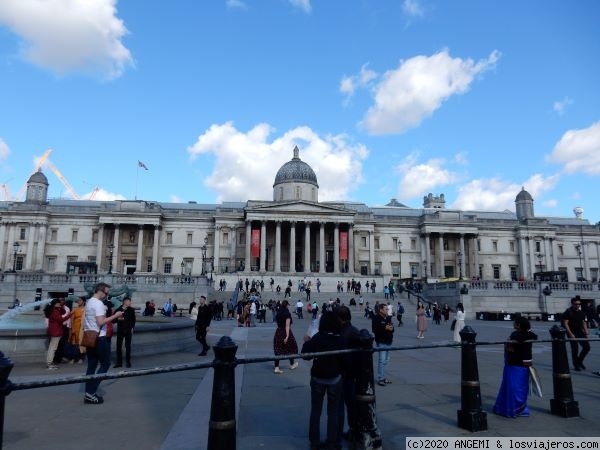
left=138, top=160, right=149, bottom=170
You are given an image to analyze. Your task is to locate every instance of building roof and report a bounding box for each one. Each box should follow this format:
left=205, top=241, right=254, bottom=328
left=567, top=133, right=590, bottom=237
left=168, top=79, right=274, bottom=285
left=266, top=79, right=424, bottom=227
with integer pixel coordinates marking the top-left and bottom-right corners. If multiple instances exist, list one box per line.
left=515, top=187, right=533, bottom=202
left=27, top=170, right=49, bottom=185
left=273, top=146, right=319, bottom=188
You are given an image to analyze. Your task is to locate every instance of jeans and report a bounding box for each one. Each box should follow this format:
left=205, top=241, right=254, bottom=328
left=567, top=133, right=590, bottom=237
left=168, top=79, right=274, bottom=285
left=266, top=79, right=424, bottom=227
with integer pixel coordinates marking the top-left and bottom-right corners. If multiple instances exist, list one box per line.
left=569, top=331, right=590, bottom=368
left=46, top=336, right=61, bottom=366
left=85, top=336, right=110, bottom=395
left=338, top=376, right=356, bottom=440
left=310, top=377, right=342, bottom=447
left=376, top=342, right=391, bottom=382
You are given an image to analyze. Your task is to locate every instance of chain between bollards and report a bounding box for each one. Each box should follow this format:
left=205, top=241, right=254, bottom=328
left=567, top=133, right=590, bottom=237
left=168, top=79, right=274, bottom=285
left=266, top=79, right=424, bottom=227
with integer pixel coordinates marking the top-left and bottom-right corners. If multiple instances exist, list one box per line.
left=457, top=326, right=487, bottom=432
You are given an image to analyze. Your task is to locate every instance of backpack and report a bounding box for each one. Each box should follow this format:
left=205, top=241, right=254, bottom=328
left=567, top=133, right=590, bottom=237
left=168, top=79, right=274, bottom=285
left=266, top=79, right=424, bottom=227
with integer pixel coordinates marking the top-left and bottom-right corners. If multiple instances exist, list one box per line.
left=307, top=303, right=312, bottom=311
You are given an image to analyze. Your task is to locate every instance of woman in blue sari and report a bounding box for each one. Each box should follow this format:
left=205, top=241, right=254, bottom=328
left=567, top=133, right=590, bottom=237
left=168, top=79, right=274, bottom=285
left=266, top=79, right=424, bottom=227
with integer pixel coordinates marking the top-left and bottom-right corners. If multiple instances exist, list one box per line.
left=493, top=317, right=537, bottom=417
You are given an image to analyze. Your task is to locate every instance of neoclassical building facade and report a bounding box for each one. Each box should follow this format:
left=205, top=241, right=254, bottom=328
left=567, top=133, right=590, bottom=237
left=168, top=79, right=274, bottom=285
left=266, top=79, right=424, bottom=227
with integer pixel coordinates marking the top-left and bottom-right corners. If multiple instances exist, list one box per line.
left=1, top=147, right=599, bottom=284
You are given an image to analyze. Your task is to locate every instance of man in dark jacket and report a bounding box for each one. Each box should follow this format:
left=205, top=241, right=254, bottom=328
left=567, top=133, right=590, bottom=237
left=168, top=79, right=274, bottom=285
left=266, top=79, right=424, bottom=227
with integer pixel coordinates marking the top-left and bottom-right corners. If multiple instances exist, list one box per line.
left=372, top=303, right=394, bottom=386
left=302, top=311, right=347, bottom=450
left=195, top=296, right=212, bottom=356
left=563, top=296, right=590, bottom=371
left=114, top=296, right=136, bottom=368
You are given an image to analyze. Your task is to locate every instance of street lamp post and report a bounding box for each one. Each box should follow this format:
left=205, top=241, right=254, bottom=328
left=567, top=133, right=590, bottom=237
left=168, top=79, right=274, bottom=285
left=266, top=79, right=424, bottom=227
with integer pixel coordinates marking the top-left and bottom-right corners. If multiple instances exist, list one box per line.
left=107, top=243, right=114, bottom=274
left=423, top=259, right=427, bottom=279
left=536, top=252, right=544, bottom=274
left=181, top=261, right=185, bottom=275
left=11, top=242, right=20, bottom=272
left=201, top=237, right=207, bottom=276
left=457, top=251, right=463, bottom=280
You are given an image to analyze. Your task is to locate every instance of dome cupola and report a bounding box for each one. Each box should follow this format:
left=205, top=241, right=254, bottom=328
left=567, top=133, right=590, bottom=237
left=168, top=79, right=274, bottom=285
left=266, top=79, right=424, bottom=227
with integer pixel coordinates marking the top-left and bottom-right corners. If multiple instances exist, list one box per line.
left=515, top=187, right=534, bottom=220
left=273, top=146, right=319, bottom=202
left=25, top=169, right=49, bottom=204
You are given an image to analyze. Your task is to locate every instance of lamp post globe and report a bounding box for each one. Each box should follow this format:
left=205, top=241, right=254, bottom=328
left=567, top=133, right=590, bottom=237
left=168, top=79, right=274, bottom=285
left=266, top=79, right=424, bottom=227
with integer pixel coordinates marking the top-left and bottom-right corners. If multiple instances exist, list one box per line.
left=107, top=243, right=114, bottom=274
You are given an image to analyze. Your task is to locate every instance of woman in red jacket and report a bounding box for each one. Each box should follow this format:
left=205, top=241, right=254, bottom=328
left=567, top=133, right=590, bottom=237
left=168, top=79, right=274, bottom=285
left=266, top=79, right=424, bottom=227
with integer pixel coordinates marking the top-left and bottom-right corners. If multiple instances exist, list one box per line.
left=46, top=299, right=72, bottom=370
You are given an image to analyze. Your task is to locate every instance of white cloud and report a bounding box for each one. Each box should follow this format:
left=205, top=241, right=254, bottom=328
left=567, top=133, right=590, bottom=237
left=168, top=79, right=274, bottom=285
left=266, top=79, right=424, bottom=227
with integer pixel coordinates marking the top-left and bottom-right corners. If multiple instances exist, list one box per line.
left=552, top=97, right=573, bottom=115
left=451, top=173, right=560, bottom=211
left=0, top=0, right=133, bottom=79
left=360, top=49, right=500, bottom=135
left=0, top=139, right=10, bottom=162
left=339, top=64, right=378, bottom=102
left=543, top=199, right=558, bottom=208
left=395, top=152, right=459, bottom=199
left=170, top=194, right=182, bottom=203
left=226, top=0, right=247, bottom=9
left=289, top=0, right=311, bottom=13
left=402, top=0, right=424, bottom=17
left=547, top=121, right=600, bottom=175
left=187, top=122, right=369, bottom=202
left=454, top=152, right=468, bottom=165
left=82, top=188, right=125, bottom=201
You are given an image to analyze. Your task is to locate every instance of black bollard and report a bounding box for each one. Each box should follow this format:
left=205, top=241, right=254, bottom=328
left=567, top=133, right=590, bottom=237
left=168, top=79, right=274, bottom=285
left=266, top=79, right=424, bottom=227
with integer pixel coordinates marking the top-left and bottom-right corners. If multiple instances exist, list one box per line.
left=0, top=351, right=14, bottom=448
left=353, top=329, right=382, bottom=450
left=457, top=326, right=487, bottom=432
left=549, top=325, right=579, bottom=417
left=207, top=336, right=239, bottom=450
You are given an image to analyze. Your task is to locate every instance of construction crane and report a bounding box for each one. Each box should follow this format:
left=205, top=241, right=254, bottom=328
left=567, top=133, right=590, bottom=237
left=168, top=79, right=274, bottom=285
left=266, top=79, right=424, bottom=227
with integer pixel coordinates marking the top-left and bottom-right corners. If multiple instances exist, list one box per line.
left=14, top=149, right=52, bottom=200
left=43, top=160, right=81, bottom=200
left=89, top=186, right=101, bottom=200
left=1, top=183, right=11, bottom=201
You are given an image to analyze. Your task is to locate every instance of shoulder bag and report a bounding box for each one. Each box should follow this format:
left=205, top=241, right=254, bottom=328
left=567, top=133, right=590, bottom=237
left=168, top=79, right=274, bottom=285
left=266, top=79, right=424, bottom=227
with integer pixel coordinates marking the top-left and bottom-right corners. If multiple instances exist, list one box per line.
left=81, top=330, right=99, bottom=348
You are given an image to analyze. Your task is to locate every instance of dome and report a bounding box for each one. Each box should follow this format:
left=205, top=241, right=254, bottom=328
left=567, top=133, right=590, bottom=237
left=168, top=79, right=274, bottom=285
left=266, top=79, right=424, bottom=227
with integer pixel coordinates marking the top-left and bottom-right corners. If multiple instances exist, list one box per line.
left=273, top=146, right=318, bottom=188
left=27, top=170, right=49, bottom=185
left=515, top=187, right=533, bottom=202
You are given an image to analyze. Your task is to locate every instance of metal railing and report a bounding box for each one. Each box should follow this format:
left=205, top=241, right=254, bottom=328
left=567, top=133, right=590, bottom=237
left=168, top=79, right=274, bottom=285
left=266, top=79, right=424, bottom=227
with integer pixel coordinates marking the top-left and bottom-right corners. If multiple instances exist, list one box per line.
left=0, top=327, right=597, bottom=449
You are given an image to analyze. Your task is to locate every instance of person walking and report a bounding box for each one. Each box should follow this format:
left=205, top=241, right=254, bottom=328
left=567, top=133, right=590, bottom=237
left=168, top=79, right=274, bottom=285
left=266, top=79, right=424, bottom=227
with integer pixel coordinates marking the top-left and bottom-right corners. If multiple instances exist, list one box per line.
left=83, top=282, right=123, bottom=404
left=563, top=296, right=590, bottom=371
left=453, top=302, right=466, bottom=342
left=302, top=311, right=346, bottom=450
left=114, top=296, right=136, bottom=368
left=493, top=317, right=538, bottom=417
left=195, top=296, right=212, bottom=356
left=273, top=300, right=299, bottom=374
left=372, top=304, right=394, bottom=386
left=46, top=299, right=72, bottom=370
left=68, top=297, right=86, bottom=363
left=416, top=301, right=427, bottom=339
left=337, top=306, right=360, bottom=443
left=396, top=301, right=404, bottom=326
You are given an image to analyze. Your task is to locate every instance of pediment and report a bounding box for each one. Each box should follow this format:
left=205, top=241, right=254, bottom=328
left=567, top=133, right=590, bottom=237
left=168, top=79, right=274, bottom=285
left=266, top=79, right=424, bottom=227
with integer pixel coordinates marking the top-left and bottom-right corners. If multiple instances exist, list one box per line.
left=246, top=201, right=354, bottom=216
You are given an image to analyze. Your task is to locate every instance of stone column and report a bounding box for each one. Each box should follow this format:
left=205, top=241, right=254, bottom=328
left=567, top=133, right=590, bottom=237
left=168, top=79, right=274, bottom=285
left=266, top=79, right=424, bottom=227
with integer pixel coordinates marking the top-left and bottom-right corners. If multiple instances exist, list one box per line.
left=25, top=224, right=35, bottom=270
left=152, top=225, right=159, bottom=273
left=5, top=224, right=14, bottom=270
left=459, top=234, right=466, bottom=279
left=290, top=221, right=296, bottom=272
left=319, top=222, right=325, bottom=274
left=518, top=237, right=527, bottom=279
left=473, top=236, right=479, bottom=278
left=583, top=242, right=590, bottom=281
left=0, top=222, right=6, bottom=269
left=214, top=225, right=221, bottom=274
left=348, top=223, right=355, bottom=274
left=113, top=225, right=120, bottom=274
left=425, top=233, right=431, bottom=277
left=304, top=222, right=311, bottom=273
left=260, top=221, right=266, bottom=272
left=368, top=229, right=375, bottom=275
left=35, top=223, right=47, bottom=270
left=96, top=225, right=104, bottom=270
left=528, top=238, right=535, bottom=279
left=245, top=221, right=251, bottom=271
left=275, top=221, right=281, bottom=273
left=551, top=238, right=559, bottom=272
left=334, top=223, right=340, bottom=273
left=438, top=234, right=445, bottom=278
left=136, top=225, right=144, bottom=273
left=543, top=238, right=552, bottom=271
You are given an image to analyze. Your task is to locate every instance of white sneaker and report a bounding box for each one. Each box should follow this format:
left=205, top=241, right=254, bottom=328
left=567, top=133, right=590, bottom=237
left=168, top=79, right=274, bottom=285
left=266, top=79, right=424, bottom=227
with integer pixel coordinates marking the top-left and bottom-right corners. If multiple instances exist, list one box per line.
left=290, top=362, right=299, bottom=370
left=274, top=367, right=283, bottom=374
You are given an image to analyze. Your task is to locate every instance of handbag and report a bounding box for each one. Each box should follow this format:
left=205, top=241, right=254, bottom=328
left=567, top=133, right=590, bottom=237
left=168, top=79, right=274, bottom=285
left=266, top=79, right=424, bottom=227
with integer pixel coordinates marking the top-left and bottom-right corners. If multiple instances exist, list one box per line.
left=450, top=319, right=457, bottom=331
left=81, top=330, right=99, bottom=348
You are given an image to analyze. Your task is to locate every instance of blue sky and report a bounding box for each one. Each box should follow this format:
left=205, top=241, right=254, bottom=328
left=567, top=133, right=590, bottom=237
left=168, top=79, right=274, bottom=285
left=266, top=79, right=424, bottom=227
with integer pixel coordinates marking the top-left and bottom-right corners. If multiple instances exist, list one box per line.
left=1, top=0, right=599, bottom=222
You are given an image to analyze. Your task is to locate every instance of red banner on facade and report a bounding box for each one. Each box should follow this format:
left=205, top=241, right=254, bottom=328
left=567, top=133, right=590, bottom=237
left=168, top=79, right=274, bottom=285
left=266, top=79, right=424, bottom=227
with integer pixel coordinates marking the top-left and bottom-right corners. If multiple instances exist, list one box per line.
left=251, top=229, right=260, bottom=257
left=340, top=231, right=348, bottom=260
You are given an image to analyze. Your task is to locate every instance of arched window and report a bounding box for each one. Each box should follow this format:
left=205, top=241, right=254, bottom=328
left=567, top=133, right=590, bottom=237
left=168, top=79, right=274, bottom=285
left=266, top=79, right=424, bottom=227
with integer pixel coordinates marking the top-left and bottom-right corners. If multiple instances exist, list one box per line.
left=311, top=188, right=315, bottom=201
left=279, top=187, right=283, bottom=201
left=295, top=186, right=301, bottom=199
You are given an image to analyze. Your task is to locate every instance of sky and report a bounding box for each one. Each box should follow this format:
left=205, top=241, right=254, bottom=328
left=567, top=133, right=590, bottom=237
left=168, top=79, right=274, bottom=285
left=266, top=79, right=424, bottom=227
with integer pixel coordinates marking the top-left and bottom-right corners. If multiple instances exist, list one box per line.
left=0, top=0, right=599, bottom=222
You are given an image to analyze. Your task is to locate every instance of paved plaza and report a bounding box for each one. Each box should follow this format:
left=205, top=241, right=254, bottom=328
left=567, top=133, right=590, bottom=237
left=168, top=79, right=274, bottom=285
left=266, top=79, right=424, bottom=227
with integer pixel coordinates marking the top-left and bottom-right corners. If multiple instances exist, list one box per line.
left=3, top=294, right=600, bottom=450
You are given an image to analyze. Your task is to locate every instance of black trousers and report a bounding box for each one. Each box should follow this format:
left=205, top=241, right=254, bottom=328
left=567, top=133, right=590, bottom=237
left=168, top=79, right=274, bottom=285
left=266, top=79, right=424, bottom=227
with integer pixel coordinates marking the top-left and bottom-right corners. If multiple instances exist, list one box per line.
left=116, top=332, right=132, bottom=365
left=569, top=331, right=590, bottom=368
left=196, top=326, right=209, bottom=352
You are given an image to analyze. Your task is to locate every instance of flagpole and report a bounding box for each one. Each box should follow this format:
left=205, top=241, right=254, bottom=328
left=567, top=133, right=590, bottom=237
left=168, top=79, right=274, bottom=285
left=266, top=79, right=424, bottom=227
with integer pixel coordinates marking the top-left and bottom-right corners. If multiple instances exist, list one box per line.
left=135, top=163, right=139, bottom=200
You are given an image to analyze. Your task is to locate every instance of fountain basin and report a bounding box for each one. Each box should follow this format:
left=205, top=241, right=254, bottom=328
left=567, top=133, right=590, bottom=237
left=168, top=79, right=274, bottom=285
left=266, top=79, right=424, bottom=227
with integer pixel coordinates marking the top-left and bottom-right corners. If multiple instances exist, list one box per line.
left=0, top=317, right=196, bottom=364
